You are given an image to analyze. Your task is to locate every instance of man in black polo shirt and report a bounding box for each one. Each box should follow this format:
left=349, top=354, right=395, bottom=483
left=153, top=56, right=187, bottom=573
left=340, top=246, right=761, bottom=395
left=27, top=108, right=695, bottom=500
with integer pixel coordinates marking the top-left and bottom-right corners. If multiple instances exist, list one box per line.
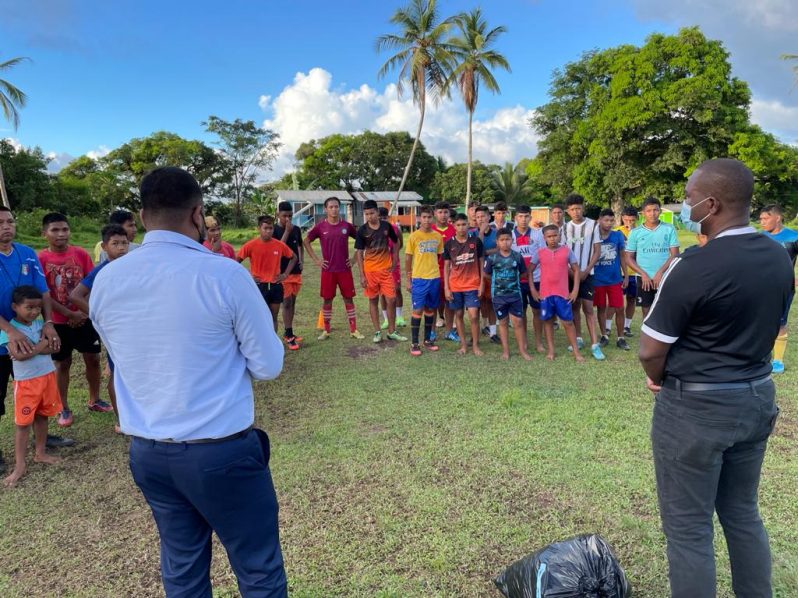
left=639, top=158, right=792, bottom=598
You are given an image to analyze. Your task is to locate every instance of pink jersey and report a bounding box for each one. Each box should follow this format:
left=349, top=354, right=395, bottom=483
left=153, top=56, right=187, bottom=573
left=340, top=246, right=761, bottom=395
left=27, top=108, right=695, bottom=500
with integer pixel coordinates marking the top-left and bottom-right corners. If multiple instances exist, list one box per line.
left=533, top=245, right=578, bottom=299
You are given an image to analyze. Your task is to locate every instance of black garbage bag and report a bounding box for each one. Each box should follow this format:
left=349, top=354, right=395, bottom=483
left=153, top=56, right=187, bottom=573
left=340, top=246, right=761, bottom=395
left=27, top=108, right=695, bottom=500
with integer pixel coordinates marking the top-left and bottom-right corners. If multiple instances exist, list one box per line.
left=494, top=534, right=631, bottom=598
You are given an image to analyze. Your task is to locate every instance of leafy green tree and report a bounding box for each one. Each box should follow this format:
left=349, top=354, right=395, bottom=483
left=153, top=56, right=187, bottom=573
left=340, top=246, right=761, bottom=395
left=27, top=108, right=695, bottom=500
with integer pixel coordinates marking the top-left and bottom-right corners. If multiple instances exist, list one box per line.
left=532, top=27, right=751, bottom=211
left=448, top=9, right=509, bottom=208
left=376, top=0, right=455, bottom=213
left=429, top=161, right=497, bottom=203
left=0, top=56, right=28, bottom=130
left=491, top=161, right=535, bottom=205
left=0, top=140, right=53, bottom=212
left=204, top=116, right=281, bottom=225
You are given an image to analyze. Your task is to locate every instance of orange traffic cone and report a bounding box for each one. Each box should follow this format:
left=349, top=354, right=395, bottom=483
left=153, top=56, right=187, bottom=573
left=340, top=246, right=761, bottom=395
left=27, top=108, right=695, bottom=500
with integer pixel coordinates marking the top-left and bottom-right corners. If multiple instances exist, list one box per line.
left=316, top=309, right=325, bottom=330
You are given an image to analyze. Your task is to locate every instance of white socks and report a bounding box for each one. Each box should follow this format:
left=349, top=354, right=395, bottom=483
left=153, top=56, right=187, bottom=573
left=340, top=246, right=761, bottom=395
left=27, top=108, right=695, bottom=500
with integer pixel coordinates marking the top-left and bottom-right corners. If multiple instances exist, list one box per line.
left=624, top=318, right=632, bottom=328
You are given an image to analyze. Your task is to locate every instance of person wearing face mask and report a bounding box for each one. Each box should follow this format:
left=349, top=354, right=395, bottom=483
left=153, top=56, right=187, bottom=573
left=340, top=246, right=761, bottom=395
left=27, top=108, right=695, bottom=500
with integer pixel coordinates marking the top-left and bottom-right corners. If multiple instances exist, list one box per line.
left=639, top=159, right=792, bottom=598
left=90, top=167, right=288, bottom=597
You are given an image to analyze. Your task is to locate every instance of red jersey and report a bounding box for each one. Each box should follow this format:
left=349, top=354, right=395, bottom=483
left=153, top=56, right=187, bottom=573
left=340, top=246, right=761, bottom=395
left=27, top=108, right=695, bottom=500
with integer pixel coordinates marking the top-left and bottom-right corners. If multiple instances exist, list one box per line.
left=203, top=240, right=236, bottom=259
left=38, top=246, right=95, bottom=324
left=432, top=223, right=456, bottom=271
left=306, top=219, right=357, bottom=273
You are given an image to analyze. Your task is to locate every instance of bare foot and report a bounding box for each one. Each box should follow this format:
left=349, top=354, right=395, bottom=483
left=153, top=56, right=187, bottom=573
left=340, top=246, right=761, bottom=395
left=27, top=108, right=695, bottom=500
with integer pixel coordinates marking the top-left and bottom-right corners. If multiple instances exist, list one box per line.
left=114, top=424, right=122, bottom=434
left=34, top=453, right=62, bottom=465
left=472, top=347, right=483, bottom=356
left=501, top=352, right=510, bottom=360
left=457, top=347, right=467, bottom=355
left=574, top=352, right=585, bottom=362
left=546, top=352, right=555, bottom=361
left=536, top=344, right=546, bottom=354
left=520, top=351, right=533, bottom=361
left=3, top=468, right=26, bottom=487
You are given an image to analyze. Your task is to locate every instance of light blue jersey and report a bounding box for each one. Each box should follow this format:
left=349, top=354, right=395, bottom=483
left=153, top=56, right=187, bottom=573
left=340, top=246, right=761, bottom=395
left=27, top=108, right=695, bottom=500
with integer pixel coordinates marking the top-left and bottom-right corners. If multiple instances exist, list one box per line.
left=0, top=319, right=56, bottom=380
left=625, top=222, right=679, bottom=278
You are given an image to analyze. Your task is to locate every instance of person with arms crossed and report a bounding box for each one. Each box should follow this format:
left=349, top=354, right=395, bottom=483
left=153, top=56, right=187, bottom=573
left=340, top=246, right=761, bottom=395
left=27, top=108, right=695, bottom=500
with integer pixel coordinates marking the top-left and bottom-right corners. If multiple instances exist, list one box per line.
left=758, top=204, right=798, bottom=374
left=625, top=197, right=679, bottom=318
left=273, top=202, right=304, bottom=350
left=91, top=167, right=288, bottom=597
left=406, top=206, right=444, bottom=356
left=303, top=197, right=364, bottom=341
left=614, top=206, right=638, bottom=337
left=444, top=213, right=484, bottom=356
left=639, top=158, right=791, bottom=598
left=202, top=215, right=236, bottom=259
left=593, top=209, right=630, bottom=351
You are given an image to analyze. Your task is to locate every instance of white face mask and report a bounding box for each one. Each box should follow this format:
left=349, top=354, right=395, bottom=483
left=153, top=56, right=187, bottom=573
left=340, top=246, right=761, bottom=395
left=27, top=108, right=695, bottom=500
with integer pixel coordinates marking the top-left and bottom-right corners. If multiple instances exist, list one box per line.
left=680, top=196, right=712, bottom=234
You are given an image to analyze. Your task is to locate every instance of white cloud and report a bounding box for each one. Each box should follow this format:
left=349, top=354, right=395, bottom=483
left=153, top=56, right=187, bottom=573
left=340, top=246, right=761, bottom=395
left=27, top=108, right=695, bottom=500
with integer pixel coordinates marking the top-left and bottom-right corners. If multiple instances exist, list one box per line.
left=2, top=137, right=23, bottom=152
left=3, top=139, right=112, bottom=173
left=260, top=67, right=540, bottom=178
left=751, top=98, right=798, bottom=144
left=86, top=145, right=110, bottom=160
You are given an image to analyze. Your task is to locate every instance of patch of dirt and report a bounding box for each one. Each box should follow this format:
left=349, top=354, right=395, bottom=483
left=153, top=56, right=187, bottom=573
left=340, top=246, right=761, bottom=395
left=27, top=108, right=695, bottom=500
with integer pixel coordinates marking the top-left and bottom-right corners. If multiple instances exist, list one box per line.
left=347, top=345, right=380, bottom=359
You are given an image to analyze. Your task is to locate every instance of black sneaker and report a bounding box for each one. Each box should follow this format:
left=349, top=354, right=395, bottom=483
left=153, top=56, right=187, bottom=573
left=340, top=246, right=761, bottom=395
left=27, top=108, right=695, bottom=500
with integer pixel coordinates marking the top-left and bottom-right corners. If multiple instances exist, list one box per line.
left=490, top=334, right=501, bottom=344
left=616, top=337, right=630, bottom=351
left=482, top=326, right=490, bottom=336
left=46, top=434, right=76, bottom=448
left=553, top=321, right=560, bottom=330
left=599, top=335, right=609, bottom=348
left=623, top=327, right=633, bottom=338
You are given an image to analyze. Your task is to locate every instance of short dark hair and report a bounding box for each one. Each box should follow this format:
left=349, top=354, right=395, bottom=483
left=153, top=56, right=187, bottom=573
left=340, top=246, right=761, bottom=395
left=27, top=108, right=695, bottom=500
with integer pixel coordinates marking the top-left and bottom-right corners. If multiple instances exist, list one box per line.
left=448, top=208, right=457, bottom=220
left=257, top=215, right=275, bottom=227
left=565, top=194, right=585, bottom=207
left=641, top=196, right=661, bottom=209
left=109, top=210, right=134, bottom=225
left=140, top=167, right=202, bottom=215
left=0, top=206, right=12, bottom=215
left=277, top=201, right=292, bottom=213
left=516, top=205, right=531, bottom=214
left=496, top=229, right=512, bottom=239
left=475, top=205, right=489, bottom=214
left=12, top=285, right=42, bottom=304
left=434, top=201, right=450, bottom=211
left=453, top=213, right=468, bottom=222
left=419, top=206, right=434, bottom=216
left=542, top=224, right=559, bottom=235
left=324, top=196, right=341, bottom=207
left=761, top=204, right=783, bottom=216
left=363, top=200, right=378, bottom=211
left=494, top=202, right=508, bottom=212
left=599, top=208, right=615, bottom=218
left=42, top=212, right=68, bottom=229
left=621, top=206, right=639, bottom=218
left=378, top=207, right=389, bottom=218
left=101, top=224, right=128, bottom=243
left=551, top=203, right=564, bottom=211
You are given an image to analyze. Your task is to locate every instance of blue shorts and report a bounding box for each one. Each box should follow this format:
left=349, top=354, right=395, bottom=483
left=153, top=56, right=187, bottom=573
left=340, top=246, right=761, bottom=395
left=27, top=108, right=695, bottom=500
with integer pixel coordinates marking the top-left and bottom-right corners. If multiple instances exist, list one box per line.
left=412, top=278, right=441, bottom=311
left=540, top=296, right=574, bottom=322
left=520, top=281, right=541, bottom=311
left=493, top=295, right=524, bottom=320
left=624, top=276, right=637, bottom=298
left=780, top=290, right=794, bottom=328
left=448, top=290, right=480, bottom=311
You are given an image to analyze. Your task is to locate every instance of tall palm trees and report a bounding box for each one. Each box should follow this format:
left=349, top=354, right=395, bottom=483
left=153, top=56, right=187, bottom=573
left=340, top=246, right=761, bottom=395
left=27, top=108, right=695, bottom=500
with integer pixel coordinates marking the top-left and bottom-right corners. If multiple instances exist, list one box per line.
left=492, top=161, right=531, bottom=204
left=449, top=9, right=509, bottom=209
left=0, top=56, right=29, bottom=209
left=376, top=0, right=456, bottom=214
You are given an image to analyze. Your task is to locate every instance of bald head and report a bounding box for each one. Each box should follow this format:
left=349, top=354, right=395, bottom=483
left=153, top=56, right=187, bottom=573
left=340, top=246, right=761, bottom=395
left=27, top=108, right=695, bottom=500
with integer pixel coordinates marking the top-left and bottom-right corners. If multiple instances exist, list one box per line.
left=691, top=158, right=754, bottom=209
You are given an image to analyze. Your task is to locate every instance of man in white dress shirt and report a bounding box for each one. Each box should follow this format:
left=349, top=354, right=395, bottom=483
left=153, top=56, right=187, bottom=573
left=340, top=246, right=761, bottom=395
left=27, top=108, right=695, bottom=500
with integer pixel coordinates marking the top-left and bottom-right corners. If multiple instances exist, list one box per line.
left=91, top=167, right=287, bottom=597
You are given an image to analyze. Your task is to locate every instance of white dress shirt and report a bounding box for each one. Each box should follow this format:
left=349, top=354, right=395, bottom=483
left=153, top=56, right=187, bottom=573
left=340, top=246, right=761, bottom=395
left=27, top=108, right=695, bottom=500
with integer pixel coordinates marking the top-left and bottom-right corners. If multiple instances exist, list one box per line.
left=90, top=230, right=284, bottom=441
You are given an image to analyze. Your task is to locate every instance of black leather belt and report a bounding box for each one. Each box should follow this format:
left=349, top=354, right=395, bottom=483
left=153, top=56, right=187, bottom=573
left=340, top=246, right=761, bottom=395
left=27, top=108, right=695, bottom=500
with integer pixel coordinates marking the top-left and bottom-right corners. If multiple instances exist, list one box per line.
left=136, top=425, right=253, bottom=445
left=662, top=375, right=772, bottom=393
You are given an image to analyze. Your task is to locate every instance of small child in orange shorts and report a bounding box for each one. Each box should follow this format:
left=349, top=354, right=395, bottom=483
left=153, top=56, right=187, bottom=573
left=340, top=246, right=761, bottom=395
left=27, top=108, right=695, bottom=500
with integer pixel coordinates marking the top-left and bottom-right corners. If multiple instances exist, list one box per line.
left=0, top=285, right=63, bottom=487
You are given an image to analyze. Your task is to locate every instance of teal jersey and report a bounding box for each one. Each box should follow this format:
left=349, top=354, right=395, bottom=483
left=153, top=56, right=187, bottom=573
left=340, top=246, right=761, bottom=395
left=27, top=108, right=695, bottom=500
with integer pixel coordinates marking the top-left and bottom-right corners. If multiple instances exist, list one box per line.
left=625, top=222, right=679, bottom=277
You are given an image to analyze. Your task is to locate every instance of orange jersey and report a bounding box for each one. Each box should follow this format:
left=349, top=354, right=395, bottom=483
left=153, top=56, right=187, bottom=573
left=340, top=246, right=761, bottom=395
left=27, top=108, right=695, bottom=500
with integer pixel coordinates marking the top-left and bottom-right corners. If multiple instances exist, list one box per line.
left=237, top=238, right=294, bottom=283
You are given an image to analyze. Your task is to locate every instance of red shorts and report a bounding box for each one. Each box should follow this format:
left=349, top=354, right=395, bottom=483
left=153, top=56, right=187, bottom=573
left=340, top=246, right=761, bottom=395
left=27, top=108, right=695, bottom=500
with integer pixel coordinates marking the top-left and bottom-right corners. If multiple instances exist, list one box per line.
left=282, top=274, right=302, bottom=298
left=593, top=283, right=624, bottom=309
left=364, top=269, right=395, bottom=299
left=320, top=270, right=356, bottom=301
left=14, top=371, right=62, bottom=426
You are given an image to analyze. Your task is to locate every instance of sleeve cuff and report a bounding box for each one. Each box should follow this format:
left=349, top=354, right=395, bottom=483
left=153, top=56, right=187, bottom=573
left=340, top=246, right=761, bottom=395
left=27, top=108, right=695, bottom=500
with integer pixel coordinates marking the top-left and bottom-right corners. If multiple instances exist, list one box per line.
left=640, top=324, right=678, bottom=344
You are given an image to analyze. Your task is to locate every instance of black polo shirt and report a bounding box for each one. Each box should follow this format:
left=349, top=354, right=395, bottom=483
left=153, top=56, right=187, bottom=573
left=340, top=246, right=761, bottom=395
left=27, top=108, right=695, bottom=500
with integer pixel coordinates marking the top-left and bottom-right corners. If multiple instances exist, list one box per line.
left=642, top=227, right=794, bottom=383
left=272, top=224, right=302, bottom=275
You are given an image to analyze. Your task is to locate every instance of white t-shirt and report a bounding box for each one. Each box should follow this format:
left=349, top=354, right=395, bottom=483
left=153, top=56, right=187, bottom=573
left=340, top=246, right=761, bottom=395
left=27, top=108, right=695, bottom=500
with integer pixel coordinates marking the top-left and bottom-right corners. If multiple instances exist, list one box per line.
left=564, top=218, right=601, bottom=272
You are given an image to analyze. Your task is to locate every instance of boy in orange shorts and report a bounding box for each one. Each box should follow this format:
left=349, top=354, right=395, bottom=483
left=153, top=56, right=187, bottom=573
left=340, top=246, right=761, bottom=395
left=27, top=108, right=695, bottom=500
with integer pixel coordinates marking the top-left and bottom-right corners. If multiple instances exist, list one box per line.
left=274, top=202, right=304, bottom=350
left=355, top=200, right=407, bottom=343
left=1, top=286, right=63, bottom=487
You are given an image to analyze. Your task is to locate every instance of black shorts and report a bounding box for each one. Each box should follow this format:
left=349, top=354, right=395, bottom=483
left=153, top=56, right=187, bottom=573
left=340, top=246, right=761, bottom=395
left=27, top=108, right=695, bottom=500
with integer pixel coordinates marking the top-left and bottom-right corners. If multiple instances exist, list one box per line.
left=258, top=282, right=284, bottom=305
left=635, top=276, right=658, bottom=308
left=520, top=281, right=541, bottom=311
left=53, top=321, right=101, bottom=361
left=569, top=274, right=594, bottom=301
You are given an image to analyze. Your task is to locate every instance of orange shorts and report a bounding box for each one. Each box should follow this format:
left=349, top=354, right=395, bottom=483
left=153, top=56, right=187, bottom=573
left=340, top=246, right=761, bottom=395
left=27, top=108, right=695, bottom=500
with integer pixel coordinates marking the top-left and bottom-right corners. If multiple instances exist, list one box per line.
left=14, top=371, right=62, bottom=426
left=282, top=274, right=302, bottom=298
left=364, top=269, right=396, bottom=299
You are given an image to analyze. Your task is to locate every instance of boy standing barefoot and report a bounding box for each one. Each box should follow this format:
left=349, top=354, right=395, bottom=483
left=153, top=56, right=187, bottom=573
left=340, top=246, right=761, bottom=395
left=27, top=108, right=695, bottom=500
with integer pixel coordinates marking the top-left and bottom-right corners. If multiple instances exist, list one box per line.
left=1, top=286, right=62, bottom=486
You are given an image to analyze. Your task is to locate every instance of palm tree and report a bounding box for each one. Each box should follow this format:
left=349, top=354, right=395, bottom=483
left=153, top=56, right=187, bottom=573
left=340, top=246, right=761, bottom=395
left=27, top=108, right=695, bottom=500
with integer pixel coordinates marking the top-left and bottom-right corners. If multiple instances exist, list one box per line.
left=449, top=9, right=509, bottom=210
left=491, top=162, right=531, bottom=205
left=376, top=0, right=456, bottom=214
left=0, top=56, right=29, bottom=209
left=783, top=54, right=798, bottom=85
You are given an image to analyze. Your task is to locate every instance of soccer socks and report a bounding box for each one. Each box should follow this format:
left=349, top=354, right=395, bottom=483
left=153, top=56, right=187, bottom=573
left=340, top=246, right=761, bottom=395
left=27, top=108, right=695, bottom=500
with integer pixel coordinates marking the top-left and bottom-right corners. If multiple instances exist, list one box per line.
left=624, top=318, right=632, bottom=328
left=322, top=306, right=332, bottom=333
left=605, top=319, right=612, bottom=332
left=424, top=314, right=434, bottom=341
left=489, top=324, right=497, bottom=336
left=382, top=310, right=388, bottom=321
left=411, top=316, right=422, bottom=344
left=345, top=304, right=357, bottom=333
left=774, top=333, right=788, bottom=362
left=285, top=327, right=294, bottom=339
left=396, top=307, right=403, bottom=319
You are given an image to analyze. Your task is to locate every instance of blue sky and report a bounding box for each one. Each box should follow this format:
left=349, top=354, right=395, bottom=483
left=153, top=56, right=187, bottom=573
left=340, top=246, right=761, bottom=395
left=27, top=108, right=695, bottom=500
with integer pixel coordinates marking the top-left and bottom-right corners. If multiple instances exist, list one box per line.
left=2, top=0, right=796, bottom=175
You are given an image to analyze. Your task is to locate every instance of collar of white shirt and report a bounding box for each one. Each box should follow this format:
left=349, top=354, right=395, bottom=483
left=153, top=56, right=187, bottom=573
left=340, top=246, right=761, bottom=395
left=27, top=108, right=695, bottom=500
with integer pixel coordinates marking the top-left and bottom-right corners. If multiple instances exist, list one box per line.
left=142, top=229, right=213, bottom=253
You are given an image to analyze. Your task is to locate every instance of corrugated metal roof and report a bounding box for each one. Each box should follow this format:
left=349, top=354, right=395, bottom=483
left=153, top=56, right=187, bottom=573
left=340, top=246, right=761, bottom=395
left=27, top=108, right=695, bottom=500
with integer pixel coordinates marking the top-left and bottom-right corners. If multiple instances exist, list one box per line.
left=351, top=191, right=424, bottom=203
left=275, top=190, right=353, bottom=202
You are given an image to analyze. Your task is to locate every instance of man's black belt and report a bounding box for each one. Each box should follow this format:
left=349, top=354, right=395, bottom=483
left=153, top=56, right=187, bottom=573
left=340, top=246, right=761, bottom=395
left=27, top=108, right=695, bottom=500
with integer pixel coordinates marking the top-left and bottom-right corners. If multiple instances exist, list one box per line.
left=662, top=375, right=772, bottom=393
left=136, top=425, right=253, bottom=445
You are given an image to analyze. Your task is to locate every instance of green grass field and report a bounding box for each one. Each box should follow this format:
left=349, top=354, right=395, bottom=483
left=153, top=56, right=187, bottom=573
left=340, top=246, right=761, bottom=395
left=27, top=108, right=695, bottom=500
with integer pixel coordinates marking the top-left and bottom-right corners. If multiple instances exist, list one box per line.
left=0, top=229, right=796, bottom=597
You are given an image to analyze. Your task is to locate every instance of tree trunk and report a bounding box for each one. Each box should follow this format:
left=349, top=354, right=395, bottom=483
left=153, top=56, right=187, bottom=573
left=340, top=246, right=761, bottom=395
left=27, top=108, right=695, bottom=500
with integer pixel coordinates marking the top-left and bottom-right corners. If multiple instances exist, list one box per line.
left=465, top=109, right=473, bottom=210
left=0, top=163, right=9, bottom=209
left=391, top=84, right=426, bottom=216
left=611, top=193, right=624, bottom=217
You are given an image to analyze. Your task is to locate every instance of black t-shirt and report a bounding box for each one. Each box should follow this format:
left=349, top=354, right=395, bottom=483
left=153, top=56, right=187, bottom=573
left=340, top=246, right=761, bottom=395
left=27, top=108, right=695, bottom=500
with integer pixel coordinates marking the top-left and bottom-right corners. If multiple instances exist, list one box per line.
left=354, top=221, right=398, bottom=267
left=642, top=229, right=794, bottom=383
left=273, top=224, right=303, bottom=275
